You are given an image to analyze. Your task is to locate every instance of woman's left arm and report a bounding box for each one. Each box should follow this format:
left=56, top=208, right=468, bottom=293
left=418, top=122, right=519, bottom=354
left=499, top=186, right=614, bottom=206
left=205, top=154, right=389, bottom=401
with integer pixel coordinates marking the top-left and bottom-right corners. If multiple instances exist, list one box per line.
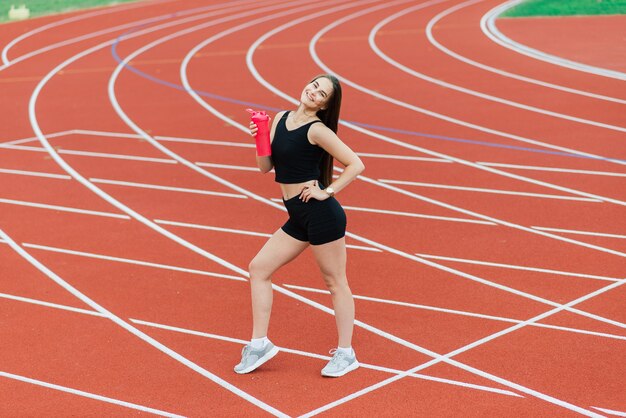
left=300, top=123, right=365, bottom=202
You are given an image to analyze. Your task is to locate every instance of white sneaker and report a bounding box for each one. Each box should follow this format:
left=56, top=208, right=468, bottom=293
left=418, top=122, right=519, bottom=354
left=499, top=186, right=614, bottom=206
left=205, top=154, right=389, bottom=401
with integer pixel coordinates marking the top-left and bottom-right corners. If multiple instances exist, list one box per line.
left=321, top=349, right=359, bottom=377
left=234, top=341, right=279, bottom=374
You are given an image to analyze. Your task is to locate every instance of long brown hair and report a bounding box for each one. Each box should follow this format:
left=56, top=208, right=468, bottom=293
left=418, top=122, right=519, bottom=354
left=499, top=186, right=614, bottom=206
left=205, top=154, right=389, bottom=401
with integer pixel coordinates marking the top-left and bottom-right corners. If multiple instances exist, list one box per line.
left=310, top=74, right=342, bottom=188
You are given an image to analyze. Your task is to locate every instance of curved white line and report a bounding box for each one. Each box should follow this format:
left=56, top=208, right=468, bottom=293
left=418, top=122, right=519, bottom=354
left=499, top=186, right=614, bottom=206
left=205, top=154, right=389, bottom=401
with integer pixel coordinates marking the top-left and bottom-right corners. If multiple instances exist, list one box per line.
left=309, top=1, right=626, bottom=170
left=0, top=228, right=285, bottom=417
left=369, top=4, right=626, bottom=132
left=483, top=0, right=626, bottom=82
left=426, top=0, right=626, bottom=105
left=1, top=0, right=178, bottom=65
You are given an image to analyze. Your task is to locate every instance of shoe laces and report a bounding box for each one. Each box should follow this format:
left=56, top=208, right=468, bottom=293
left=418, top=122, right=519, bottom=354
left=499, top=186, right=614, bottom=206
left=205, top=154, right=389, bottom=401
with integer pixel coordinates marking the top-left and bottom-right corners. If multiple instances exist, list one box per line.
left=328, top=349, right=347, bottom=364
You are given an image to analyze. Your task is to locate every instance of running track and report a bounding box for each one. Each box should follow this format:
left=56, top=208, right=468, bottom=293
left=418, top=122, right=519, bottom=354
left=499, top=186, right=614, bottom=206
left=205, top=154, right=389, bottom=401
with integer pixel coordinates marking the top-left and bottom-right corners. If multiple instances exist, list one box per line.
left=0, top=0, right=624, bottom=416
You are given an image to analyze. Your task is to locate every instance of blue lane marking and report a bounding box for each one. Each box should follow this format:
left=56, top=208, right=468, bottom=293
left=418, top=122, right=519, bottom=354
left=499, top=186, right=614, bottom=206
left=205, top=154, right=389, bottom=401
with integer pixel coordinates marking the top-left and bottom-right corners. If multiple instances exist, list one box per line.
left=110, top=23, right=625, bottom=164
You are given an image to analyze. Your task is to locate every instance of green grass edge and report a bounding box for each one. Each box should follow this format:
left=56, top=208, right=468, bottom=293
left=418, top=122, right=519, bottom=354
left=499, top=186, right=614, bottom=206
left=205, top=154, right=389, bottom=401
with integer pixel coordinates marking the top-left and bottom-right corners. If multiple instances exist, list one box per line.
left=0, top=0, right=140, bottom=23
left=501, top=0, right=626, bottom=17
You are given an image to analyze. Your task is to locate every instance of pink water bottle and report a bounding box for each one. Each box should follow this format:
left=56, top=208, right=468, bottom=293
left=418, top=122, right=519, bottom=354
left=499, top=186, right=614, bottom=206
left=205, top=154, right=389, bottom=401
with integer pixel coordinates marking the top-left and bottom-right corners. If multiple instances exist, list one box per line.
left=247, top=108, right=271, bottom=157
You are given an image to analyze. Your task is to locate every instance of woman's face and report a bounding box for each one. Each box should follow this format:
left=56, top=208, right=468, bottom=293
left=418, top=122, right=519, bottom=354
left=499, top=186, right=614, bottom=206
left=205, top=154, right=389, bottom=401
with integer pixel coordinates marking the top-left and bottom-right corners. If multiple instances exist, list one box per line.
left=301, top=77, right=333, bottom=110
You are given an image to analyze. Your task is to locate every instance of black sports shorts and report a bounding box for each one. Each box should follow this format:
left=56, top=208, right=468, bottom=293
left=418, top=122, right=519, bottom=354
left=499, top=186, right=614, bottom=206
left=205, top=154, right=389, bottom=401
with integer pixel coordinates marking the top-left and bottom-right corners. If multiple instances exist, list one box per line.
left=281, top=195, right=347, bottom=245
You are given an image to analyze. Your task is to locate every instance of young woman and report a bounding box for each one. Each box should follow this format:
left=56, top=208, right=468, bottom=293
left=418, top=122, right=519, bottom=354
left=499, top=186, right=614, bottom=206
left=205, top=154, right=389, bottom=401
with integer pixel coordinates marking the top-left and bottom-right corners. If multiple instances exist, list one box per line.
left=234, top=74, right=365, bottom=377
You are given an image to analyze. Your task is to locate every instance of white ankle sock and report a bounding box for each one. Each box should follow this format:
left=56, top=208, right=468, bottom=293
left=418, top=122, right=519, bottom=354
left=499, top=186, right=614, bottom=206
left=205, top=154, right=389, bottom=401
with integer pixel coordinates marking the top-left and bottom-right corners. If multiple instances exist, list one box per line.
left=336, top=346, right=353, bottom=356
left=251, top=337, right=269, bottom=349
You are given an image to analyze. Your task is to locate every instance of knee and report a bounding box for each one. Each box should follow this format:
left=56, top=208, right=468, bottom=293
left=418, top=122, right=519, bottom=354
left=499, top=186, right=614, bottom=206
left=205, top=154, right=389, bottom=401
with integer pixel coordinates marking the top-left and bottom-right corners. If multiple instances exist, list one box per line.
left=248, top=257, right=270, bottom=282
left=323, top=274, right=350, bottom=295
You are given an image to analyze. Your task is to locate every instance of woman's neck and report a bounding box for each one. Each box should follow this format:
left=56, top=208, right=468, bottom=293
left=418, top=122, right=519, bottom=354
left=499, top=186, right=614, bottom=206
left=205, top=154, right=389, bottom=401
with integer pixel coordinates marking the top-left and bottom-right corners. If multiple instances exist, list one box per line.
left=292, top=105, right=318, bottom=122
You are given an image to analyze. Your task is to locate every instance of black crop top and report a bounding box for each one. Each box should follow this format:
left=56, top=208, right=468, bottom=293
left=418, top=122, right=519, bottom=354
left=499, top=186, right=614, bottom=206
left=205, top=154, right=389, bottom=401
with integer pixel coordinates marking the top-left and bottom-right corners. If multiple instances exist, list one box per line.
left=271, top=111, right=324, bottom=184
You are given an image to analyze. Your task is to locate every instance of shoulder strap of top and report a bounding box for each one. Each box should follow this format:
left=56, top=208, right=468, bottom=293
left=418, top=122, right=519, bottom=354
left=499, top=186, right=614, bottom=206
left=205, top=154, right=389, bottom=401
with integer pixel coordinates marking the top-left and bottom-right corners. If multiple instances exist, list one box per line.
left=277, top=111, right=289, bottom=130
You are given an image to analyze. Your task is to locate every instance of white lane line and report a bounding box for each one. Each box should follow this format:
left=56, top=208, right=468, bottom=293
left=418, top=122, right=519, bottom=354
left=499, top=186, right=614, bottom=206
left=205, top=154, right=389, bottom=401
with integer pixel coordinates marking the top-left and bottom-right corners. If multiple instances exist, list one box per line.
left=344, top=244, right=382, bottom=252
left=299, top=278, right=626, bottom=418
left=532, top=227, right=626, bottom=240
left=0, top=292, right=105, bottom=317
left=0, top=166, right=251, bottom=199
left=0, top=130, right=74, bottom=147
left=268, top=196, right=497, bottom=226
left=21, top=242, right=246, bottom=282
left=0, top=167, right=72, bottom=180
left=477, top=162, right=626, bottom=178
left=155, top=219, right=381, bottom=252
left=0, top=370, right=184, bottom=418
left=342, top=203, right=496, bottom=225
left=239, top=0, right=626, bottom=322
left=284, top=284, right=626, bottom=341
left=356, top=152, right=451, bottom=163
left=72, top=129, right=143, bottom=139
left=425, top=0, right=626, bottom=104
left=3, top=144, right=178, bottom=164
left=370, top=3, right=626, bottom=132
left=416, top=254, right=622, bottom=282
left=90, top=178, right=247, bottom=199
left=195, top=162, right=259, bottom=171
left=0, top=289, right=519, bottom=398
left=1, top=229, right=283, bottom=416
left=155, top=219, right=272, bottom=238
left=78, top=129, right=451, bottom=161
left=310, top=1, right=626, bottom=170
left=0, top=198, right=130, bottom=219
left=592, top=407, right=626, bottom=417
left=1, top=0, right=178, bottom=65
left=72, top=129, right=257, bottom=149
left=378, top=179, right=602, bottom=202
left=483, top=1, right=626, bottom=82
left=156, top=135, right=256, bottom=148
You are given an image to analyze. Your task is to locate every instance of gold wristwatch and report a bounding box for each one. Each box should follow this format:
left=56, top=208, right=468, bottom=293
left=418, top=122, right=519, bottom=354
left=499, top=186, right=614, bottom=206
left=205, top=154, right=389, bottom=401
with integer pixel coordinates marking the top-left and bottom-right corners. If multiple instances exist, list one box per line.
left=325, top=187, right=335, bottom=197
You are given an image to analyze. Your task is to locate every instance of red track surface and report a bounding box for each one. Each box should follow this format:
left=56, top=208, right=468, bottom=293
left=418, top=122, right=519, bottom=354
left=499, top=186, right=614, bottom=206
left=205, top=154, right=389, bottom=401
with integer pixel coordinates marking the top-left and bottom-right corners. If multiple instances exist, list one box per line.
left=0, top=0, right=624, bottom=416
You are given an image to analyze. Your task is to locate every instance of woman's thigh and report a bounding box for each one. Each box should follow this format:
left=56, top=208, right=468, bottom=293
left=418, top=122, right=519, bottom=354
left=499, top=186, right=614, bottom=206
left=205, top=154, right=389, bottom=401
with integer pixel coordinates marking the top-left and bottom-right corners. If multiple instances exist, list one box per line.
left=310, top=237, right=347, bottom=280
left=250, top=228, right=309, bottom=277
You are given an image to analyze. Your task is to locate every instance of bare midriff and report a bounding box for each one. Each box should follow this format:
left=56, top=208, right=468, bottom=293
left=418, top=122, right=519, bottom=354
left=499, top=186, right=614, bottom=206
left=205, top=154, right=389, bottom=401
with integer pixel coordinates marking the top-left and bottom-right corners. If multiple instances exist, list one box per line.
left=279, top=180, right=317, bottom=200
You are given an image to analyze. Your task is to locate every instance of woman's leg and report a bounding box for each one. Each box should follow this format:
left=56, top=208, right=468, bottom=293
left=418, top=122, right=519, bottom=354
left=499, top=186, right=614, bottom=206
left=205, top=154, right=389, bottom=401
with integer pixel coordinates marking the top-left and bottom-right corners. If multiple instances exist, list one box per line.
left=248, top=228, right=308, bottom=338
left=310, top=237, right=354, bottom=348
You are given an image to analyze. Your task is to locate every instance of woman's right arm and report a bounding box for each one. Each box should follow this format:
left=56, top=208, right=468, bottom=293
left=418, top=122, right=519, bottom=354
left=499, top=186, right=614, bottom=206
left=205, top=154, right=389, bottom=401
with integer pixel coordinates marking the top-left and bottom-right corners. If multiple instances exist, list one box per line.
left=252, top=111, right=284, bottom=174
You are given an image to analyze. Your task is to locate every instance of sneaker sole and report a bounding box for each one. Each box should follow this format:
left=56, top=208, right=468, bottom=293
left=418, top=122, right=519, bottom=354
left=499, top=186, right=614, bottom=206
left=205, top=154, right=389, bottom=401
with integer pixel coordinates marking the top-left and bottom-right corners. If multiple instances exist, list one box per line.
left=321, top=360, right=360, bottom=377
left=234, top=345, right=279, bottom=374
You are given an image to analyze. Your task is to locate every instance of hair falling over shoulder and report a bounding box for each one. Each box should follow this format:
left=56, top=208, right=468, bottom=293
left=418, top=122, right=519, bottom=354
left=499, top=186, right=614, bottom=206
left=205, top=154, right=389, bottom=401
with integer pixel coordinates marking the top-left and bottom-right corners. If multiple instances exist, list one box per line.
left=310, top=74, right=342, bottom=188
